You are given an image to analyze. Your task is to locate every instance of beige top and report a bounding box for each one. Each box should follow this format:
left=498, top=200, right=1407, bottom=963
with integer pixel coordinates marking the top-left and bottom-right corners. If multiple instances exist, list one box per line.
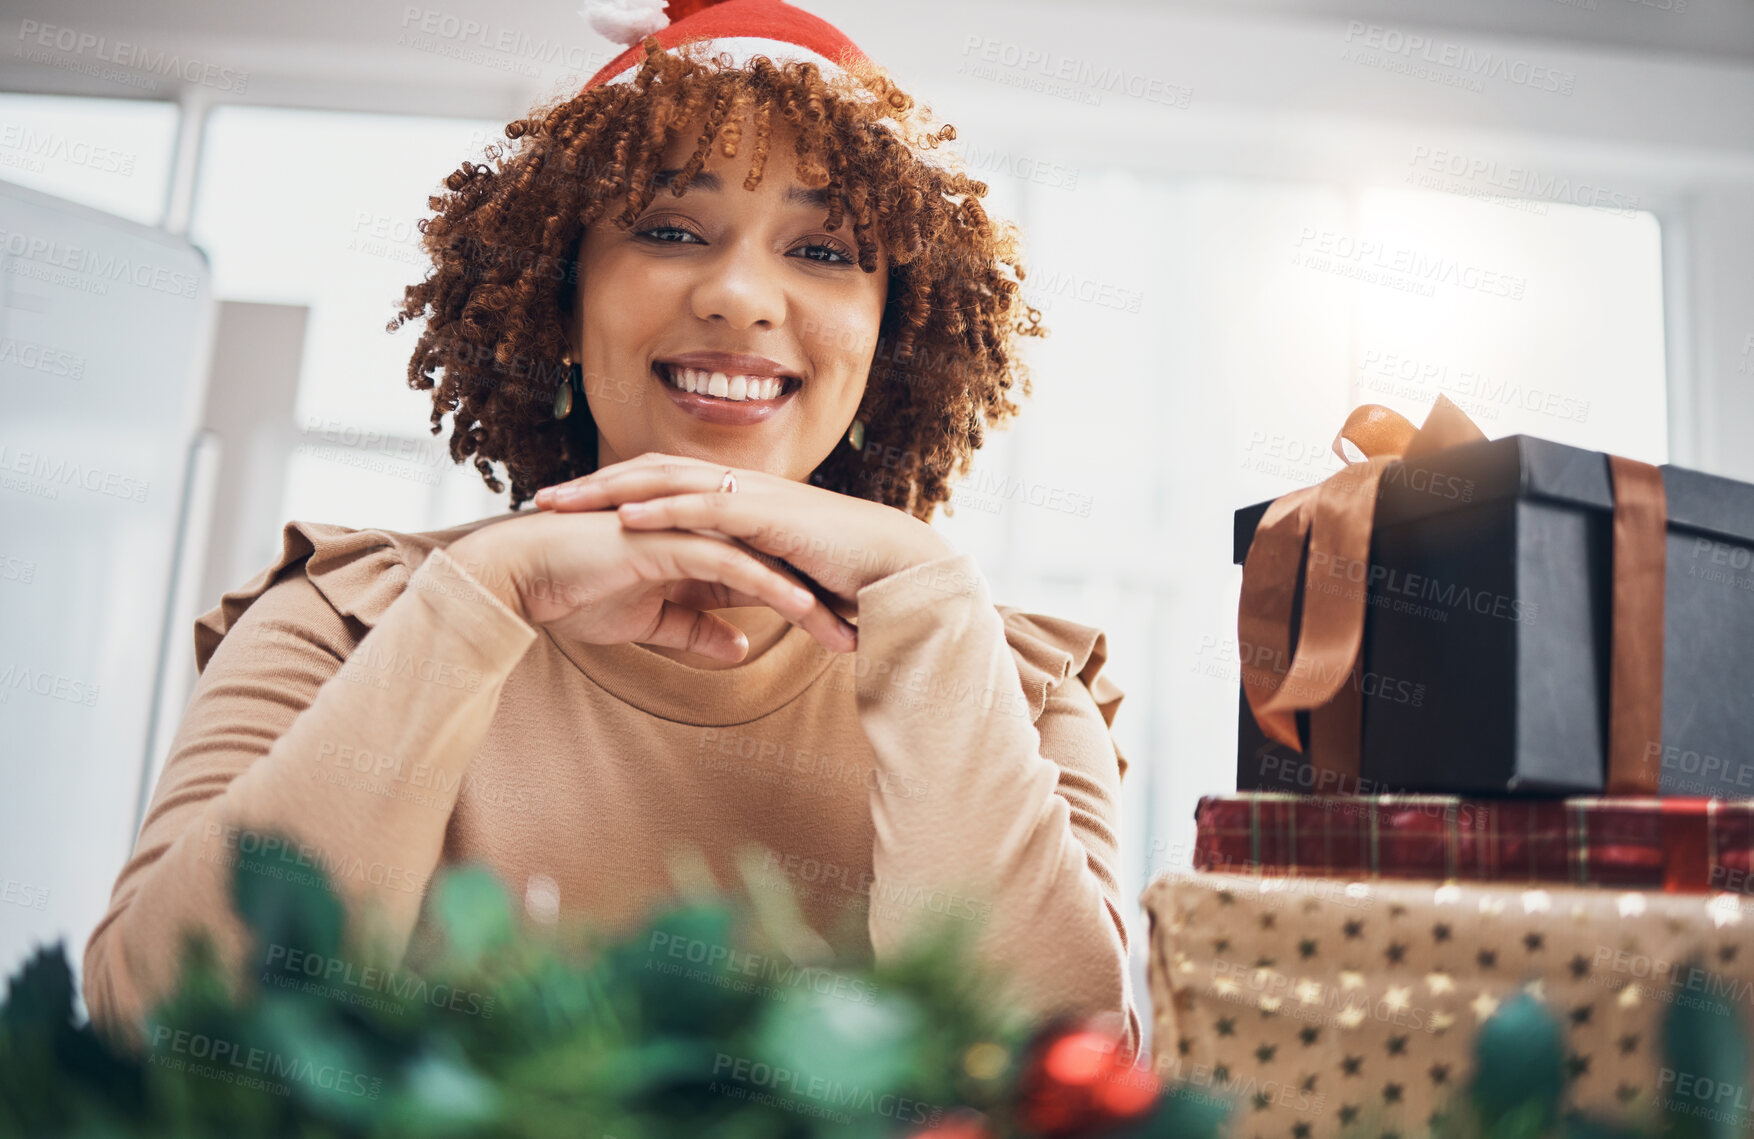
left=83, top=509, right=1139, bottom=1053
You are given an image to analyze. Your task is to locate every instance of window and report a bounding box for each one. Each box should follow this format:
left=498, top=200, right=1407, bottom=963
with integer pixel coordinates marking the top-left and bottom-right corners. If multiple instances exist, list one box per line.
left=954, top=163, right=1667, bottom=976
left=188, top=105, right=511, bottom=532
left=0, top=93, right=178, bottom=224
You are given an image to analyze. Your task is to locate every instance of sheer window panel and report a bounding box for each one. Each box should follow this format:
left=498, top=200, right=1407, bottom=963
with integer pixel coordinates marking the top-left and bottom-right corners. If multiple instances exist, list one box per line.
left=929, top=424, right=1018, bottom=572
left=1348, top=186, right=1667, bottom=461
left=280, top=437, right=438, bottom=534
left=1000, top=175, right=1358, bottom=586
left=0, top=94, right=178, bottom=225
left=915, top=158, right=1027, bottom=567
left=1154, top=179, right=1364, bottom=880
left=1000, top=175, right=1357, bottom=887
left=983, top=169, right=1165, bottom=590
left=914, top=163, right=1162, bottom=977
left=280, top=427, right=508, bottom=532
left=190, top=106, right=510, bottom=536
left=997, top=170, right=1667, bottom=897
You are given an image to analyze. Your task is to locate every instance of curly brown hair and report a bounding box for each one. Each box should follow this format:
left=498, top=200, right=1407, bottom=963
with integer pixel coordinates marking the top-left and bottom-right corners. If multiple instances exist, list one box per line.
left=389, top=35, right=1048, bottom=521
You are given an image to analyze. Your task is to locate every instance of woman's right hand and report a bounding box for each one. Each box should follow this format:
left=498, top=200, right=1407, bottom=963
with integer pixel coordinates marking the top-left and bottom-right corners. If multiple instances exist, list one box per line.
left=445, top=510, right=857, bottom=662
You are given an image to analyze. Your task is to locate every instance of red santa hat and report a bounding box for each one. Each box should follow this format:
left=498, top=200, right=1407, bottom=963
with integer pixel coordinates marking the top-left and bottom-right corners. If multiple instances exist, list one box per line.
left=578, top=0, right=960, bottom=172
left=581, top=0, right=872, bottom=90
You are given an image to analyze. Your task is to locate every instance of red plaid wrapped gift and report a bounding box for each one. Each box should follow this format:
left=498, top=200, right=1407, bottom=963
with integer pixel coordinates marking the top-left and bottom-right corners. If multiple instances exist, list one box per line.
left=1193, top=793, right=1754, bottom=893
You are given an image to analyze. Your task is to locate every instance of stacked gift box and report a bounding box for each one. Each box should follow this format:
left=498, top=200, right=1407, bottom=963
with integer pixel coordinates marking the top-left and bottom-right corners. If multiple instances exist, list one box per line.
left=1144, top=398, right=1754, bottom=1139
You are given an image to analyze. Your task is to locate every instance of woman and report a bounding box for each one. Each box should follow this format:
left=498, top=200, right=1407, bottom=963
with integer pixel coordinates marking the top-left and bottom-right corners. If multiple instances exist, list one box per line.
left=83, top=0, right=1139, bottom=1060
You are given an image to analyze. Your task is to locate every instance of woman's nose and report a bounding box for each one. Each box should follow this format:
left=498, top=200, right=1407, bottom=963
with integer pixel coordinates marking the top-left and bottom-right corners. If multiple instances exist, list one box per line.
left=689, top=238, right=786, bottom=329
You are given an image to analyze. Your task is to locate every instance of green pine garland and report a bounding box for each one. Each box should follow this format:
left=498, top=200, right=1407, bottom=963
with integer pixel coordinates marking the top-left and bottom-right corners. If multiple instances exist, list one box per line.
left=0, top=838, right=1225, bottom=1138
left=2, top=842, right=1743, bottom=1139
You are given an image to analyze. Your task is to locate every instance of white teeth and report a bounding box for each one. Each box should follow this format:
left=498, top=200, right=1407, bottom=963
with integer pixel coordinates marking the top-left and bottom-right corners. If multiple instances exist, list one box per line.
left=661, top=365, right=791, bottom=402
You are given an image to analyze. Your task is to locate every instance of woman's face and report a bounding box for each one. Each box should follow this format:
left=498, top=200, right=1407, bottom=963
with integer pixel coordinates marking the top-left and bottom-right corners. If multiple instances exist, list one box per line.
left=567, top=109, right=889, bottom=481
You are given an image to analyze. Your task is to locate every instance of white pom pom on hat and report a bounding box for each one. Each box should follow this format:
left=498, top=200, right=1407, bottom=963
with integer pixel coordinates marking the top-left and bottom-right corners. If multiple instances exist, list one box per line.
left=580, top=0, right=671, bottom=47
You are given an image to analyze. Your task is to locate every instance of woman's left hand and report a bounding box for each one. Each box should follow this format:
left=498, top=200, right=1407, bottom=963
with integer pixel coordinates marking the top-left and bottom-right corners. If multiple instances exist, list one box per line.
left=532, top=453, right=957, bottom=612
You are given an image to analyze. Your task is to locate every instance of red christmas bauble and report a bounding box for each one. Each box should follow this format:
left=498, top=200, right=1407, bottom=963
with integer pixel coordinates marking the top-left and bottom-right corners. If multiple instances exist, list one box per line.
left=1017, top=1025, right=1161, bottom=1137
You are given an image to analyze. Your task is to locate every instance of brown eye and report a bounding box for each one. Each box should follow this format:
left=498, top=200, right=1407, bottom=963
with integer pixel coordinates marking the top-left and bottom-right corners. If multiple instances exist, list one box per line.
left=795, top=240, right=855, bottom=265
left=636, top=224, right=703, bottom=245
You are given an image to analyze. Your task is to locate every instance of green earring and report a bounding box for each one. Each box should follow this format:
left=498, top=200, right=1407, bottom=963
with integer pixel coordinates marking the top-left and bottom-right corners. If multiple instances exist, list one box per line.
left=553, top=362, right=584, bottom=420
left=847, top=417, right=865, bottom=450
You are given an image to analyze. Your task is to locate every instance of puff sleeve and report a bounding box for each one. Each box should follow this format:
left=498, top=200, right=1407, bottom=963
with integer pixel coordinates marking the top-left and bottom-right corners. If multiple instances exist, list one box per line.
left=82, top=520, right=537, bottom=1047
left=849, top=550, right=1140, bottom=1058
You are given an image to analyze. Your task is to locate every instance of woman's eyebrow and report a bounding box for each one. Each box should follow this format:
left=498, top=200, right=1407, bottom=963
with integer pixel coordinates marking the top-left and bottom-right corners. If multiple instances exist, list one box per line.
left=651, top=168, right=830, bottom=207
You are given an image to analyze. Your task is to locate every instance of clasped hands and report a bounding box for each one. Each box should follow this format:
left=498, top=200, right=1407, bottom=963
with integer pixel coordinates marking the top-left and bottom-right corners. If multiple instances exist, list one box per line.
left=520, top=452, right=956, bottom=658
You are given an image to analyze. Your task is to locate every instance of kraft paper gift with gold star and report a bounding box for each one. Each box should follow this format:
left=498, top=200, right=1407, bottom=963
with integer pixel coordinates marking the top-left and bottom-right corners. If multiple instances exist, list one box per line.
left=1143, top=871, right=1754, bottom=1139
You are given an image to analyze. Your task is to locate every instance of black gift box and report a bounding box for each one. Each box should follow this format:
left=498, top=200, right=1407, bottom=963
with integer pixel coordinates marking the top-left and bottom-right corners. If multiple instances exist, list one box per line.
left=1232, top=434, right=1754, bottom=797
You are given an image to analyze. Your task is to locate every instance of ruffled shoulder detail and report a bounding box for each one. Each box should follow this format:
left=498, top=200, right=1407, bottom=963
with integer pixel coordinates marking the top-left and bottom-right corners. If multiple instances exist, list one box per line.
left=995, top=606, right=1130, bottom=781
left=192, top=520, right=424, bottom=674
left=191, top=509, right=526, bottom=674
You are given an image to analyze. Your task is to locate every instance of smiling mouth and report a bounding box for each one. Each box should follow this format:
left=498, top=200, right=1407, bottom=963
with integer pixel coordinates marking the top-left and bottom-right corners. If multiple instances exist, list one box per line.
left=653, top=362, right=800, bottom=403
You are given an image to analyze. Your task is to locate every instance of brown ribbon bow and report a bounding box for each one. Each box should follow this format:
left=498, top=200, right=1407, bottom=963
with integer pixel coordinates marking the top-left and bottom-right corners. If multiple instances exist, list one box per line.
left=1237, top=395, right=1668, bottom=795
